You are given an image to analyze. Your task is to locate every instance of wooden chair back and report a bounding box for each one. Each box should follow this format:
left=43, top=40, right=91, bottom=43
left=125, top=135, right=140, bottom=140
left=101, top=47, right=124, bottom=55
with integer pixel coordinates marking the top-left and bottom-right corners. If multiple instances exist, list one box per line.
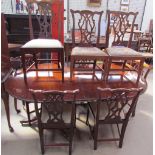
left=30, top=89, right=79, bottom=127
left=30, top=88, right=79, bottom=155
left=106, top=10, right=138, bottom=47
left=70, top=9, right=103, bottom=47
left=96, top=87, right=143, bottom=123
left=26, top=0, right=53, bottom=39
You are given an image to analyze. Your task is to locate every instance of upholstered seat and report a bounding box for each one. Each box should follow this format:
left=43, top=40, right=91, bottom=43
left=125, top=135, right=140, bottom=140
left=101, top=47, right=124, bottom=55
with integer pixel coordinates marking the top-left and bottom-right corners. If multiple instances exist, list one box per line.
left=106, top=47, right=142, bottom=57
left=72, top=47, right=107, bottom=57
left=22, top=39, right=63, bottom=48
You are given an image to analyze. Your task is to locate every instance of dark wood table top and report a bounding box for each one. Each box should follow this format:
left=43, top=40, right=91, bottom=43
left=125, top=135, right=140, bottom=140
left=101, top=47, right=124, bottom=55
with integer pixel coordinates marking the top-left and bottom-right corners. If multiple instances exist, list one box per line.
left=4, top=64, right=146, bottom=103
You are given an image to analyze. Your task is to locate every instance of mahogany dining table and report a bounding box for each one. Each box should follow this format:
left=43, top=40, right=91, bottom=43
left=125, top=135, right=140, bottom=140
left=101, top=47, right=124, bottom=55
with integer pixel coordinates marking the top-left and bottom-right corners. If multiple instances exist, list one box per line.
left=4, top=64, right=147, bottom=132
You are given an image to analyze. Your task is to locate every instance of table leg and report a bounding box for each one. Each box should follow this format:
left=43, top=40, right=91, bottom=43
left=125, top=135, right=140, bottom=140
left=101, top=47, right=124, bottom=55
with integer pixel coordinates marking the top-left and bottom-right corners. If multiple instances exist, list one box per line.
left=2, top=84, right=14, bottom=132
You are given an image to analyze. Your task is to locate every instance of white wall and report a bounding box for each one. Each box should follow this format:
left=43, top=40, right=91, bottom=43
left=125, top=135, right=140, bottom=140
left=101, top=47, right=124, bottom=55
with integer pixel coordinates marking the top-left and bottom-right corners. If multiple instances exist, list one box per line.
left=2, top=0, right=152, bottom=33
left=141, top=0, right=153, bottom=32
left=68, top=0, right=147, bottom=31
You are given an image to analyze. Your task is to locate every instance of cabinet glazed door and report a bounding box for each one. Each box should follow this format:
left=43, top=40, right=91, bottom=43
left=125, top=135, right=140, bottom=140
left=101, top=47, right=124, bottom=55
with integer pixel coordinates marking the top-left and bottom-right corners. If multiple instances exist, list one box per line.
left=51, top=0, right=64, bottom=59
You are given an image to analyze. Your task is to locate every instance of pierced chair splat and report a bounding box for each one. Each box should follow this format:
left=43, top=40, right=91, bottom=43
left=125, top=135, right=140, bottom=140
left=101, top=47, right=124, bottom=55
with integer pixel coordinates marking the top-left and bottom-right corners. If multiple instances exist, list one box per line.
left=70, top=9, right=108, bottom=80
left=30, top=89, right=79, bottom=155
left=87, top=87, right=143, bottom=150
left=104, top=10, right=145, bottom=83
left=21, top=1, right=64, bottom=82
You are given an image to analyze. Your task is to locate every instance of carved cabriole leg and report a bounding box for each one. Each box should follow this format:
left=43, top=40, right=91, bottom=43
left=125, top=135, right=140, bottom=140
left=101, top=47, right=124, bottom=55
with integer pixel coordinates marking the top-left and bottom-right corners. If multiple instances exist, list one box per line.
left=2, top=84, right=14, bottom=132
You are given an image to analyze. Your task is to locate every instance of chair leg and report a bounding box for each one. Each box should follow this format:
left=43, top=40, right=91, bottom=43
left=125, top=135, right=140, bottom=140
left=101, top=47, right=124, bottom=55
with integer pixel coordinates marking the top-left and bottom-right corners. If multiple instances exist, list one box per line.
left=33, top=53, right=38, bottom=69
left=14, top=98, right=21, bottom=114
left=132, top=98, right=138, bottom=117
left=25, top=102, right=31, bottom=126
left=58, top=52, right=60, bottom=68
left=132, top=105, right=136, bottom=117
left=93, top=60, right=96, bottom=80
left=69, top=128, right=73, bottom=155
left=70, top=58, right=74, bottom=80
left=119, top=121, right=128, bottom=148
left=39, top=129, right=44, bottom=154
left=86, top=104, right=90, bottom=125
left=94, top=124, right=99, bottom=150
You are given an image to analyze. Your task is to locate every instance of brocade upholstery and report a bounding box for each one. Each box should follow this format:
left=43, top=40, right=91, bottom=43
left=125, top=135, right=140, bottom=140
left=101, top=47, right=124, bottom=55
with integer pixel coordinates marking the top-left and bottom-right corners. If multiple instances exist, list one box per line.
left=71, top=47, right=107, bottom=57
left=22, top=39, right=63, bottom=48
left=105, top=47, right=143, bottom=57
left=140, top=52, right=153, bottom=58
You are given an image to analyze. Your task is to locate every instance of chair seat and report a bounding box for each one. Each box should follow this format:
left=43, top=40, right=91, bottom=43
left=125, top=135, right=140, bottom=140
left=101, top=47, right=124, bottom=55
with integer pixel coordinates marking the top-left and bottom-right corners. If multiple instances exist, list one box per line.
left=71, top=47, right=107, bottom=57
left=22, top=39, right=63, bottom=49
left=140, top=52, right=153, bottom=58
left=105, top=47, right=142, bottom=57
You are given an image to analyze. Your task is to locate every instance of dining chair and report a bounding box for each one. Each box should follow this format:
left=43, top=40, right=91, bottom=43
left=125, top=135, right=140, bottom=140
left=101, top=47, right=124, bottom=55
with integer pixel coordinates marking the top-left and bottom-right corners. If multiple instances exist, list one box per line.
left=104, top=10, right=145, bottom=83
left=87, top=87, right=143, bottom=150
left=137, top=32, right=153, bottom=53
left=137, top=32, right=153, bottom=64
left=70, top=9, right=108, bottom=80
left=21, top=0, right=64, bottom=82
left=30, top=89, right=79, bottom=155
